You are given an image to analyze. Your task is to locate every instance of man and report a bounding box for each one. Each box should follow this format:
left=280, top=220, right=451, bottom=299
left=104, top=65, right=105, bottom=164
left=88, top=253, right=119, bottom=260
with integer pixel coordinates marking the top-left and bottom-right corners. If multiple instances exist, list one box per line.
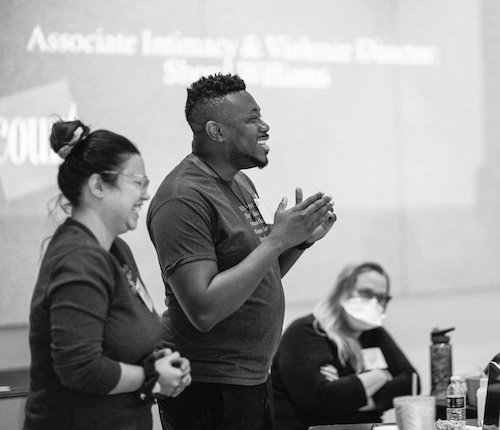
left=147, top=72, right=336, bottom=430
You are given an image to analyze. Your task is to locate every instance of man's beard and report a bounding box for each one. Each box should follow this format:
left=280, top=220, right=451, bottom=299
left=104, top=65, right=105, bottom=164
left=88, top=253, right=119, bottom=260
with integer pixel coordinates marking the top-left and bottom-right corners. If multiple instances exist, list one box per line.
left=248, top=154, right=269, bottom=169
left=230, top=146, right=269, bottom=169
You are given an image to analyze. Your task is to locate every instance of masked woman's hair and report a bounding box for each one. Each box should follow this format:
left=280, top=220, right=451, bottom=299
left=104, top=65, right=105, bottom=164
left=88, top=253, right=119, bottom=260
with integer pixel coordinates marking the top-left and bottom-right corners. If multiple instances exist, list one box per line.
left=312, top=262, right=389, bottom=371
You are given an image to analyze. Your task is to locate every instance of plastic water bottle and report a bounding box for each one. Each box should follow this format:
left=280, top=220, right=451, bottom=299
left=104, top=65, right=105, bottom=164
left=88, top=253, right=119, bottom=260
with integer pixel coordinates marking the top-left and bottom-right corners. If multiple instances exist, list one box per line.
left=446, top=375, right=466, bottom=426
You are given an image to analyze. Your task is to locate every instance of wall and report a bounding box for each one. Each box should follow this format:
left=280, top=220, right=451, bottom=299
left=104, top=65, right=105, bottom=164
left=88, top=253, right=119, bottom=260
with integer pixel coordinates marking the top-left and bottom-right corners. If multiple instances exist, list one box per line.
left=0, top=326, right=30, bottom=371
left=2, top=0, right=496, bottom=325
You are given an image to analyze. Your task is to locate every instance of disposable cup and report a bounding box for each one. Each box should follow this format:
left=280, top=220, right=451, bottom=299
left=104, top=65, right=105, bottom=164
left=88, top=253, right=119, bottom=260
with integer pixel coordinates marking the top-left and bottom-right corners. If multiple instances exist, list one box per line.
left=394, top=395, right=435, bottom=430
left=466, top=375, right=481, bottom=407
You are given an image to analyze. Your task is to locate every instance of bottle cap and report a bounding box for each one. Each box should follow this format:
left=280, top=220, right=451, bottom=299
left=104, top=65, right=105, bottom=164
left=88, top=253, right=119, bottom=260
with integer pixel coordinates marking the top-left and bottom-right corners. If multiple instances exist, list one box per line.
left=450, top=375, right=461, bottom=382
left=431, top=327, right=455, bottom=343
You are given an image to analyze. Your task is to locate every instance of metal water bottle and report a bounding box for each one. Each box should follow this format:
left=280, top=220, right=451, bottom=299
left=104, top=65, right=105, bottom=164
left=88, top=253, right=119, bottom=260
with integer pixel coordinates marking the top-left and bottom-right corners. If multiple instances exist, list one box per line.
left=430, top=327, right=454, bottom=402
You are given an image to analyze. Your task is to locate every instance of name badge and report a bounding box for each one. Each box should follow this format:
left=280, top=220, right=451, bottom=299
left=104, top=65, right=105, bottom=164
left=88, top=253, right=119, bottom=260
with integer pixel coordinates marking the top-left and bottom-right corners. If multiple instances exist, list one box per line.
left=134, top=277, right=155, bottom=313
left=362, top=347, right=388, bottom=370
left=253, top=196, right=273, bottom=225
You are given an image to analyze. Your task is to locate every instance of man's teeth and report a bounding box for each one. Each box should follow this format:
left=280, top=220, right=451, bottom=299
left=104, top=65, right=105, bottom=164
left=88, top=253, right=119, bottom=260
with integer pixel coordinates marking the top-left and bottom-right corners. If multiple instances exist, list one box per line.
left=132, top=206, right=141, bottom=213
left=258, top=140, right=267, bottom=146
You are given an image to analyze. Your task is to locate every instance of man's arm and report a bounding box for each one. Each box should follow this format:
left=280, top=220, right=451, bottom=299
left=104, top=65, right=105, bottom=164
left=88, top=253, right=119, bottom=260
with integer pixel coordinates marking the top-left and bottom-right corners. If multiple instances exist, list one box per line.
left=278, top=247, right=305, bottom=277
left=168, top=190, right=334, bottom=332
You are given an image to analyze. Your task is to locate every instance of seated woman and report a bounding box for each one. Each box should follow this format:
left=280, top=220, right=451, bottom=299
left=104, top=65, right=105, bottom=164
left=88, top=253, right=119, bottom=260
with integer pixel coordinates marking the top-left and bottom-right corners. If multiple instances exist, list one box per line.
left=271, top=262, right=419, bottom=430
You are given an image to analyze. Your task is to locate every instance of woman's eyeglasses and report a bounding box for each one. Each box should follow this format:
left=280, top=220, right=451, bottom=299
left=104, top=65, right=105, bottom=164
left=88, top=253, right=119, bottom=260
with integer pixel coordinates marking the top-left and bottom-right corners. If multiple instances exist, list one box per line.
left=101, top=170, right=150, bottom=192
left=354, top=286, right=392, bottom=308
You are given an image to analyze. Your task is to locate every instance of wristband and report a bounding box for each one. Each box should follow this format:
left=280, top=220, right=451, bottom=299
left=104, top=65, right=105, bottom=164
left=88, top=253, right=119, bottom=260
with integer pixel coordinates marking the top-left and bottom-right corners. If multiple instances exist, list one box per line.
left=137, top=352, right=160, bottom=403
left=296, top=241, right=314, bottom=250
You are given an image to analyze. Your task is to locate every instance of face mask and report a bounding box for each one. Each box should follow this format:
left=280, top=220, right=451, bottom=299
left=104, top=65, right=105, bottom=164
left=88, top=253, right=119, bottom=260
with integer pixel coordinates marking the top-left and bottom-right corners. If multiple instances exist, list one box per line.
left=342, top=297, right=386, bottom=332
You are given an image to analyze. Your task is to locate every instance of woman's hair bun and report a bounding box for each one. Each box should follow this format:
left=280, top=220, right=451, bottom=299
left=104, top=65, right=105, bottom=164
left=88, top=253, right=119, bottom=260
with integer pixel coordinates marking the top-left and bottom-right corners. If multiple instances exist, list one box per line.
left=50, top=119, right=91, bottom=159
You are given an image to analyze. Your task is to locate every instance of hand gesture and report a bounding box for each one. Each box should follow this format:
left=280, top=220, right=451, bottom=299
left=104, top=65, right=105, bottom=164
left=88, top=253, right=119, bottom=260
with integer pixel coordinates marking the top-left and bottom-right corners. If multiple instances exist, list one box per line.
left=295, top=188, right=336, bottom=244
left=154, top=348, right=192, bottom=397
left=271, top=187, right=335, bottom=249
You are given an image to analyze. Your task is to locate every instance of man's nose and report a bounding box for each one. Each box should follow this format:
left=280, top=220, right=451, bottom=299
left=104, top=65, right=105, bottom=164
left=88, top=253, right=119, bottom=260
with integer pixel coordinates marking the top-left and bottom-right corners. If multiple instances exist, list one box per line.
left=259, top=118, right=270, bottom=132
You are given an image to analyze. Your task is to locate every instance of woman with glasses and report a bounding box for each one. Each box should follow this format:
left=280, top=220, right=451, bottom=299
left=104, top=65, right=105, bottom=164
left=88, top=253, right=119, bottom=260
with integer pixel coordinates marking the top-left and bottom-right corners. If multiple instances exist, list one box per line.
left=23, top=119, right=191, bottom=430
left=271, top=262, right=419, bottom=430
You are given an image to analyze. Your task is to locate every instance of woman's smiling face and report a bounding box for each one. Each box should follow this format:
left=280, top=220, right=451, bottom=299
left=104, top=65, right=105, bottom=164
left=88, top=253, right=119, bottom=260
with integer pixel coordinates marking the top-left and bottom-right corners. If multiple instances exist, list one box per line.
left=102, top=154, right=150, bottom=236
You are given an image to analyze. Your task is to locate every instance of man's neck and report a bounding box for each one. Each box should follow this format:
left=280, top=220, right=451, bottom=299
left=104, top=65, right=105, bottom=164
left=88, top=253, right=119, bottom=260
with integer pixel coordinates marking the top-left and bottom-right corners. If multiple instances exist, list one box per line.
left=192, top=152, right=238, bottom=182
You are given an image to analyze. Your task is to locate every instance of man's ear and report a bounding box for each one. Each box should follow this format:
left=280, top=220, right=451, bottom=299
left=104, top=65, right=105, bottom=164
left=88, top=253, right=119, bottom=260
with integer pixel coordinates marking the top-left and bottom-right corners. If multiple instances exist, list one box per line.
left=205, top=120, right=224, bottom=142
left=87, top=173, right=105, bottom=198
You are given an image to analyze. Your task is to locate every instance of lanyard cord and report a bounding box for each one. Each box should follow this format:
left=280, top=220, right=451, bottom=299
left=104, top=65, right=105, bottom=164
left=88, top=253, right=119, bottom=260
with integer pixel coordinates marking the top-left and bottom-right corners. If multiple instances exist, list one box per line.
left=194, top=155, right=252, bottom=211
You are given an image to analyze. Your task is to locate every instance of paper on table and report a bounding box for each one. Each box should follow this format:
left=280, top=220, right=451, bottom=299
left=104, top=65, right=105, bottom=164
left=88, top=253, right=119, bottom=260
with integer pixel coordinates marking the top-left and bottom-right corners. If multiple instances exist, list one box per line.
left=374, top=425, right=480, bottom=430
left=374, top=425, right=398, bottom=430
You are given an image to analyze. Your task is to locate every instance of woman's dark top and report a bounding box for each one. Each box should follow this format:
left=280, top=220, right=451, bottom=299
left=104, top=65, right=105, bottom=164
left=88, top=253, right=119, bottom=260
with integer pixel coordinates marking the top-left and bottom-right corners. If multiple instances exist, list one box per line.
left=24, top=218, right=163, bottom=430
left=271, top=313, right=419, bottom=430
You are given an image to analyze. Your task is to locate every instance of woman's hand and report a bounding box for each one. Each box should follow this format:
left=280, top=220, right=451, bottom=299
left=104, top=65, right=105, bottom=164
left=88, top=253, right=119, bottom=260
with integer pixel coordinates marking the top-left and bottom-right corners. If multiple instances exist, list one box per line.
left=358, top=396, right=377, bottom=411
left=154, top=348, right=192, bottom=397
left=320, top=364, right=339, bottom=382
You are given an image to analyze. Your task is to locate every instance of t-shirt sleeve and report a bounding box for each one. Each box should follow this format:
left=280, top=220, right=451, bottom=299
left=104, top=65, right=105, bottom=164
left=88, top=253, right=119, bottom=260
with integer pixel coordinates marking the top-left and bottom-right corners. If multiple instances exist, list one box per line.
left=48, top=246, right=121, bottom=395
left=148, top=189, right=218, bottom=278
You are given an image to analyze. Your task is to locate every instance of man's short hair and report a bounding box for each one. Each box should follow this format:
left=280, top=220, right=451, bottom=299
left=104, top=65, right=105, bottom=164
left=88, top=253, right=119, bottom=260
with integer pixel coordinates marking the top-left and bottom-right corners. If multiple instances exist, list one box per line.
left=185, top=73, right=246, bottom=130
